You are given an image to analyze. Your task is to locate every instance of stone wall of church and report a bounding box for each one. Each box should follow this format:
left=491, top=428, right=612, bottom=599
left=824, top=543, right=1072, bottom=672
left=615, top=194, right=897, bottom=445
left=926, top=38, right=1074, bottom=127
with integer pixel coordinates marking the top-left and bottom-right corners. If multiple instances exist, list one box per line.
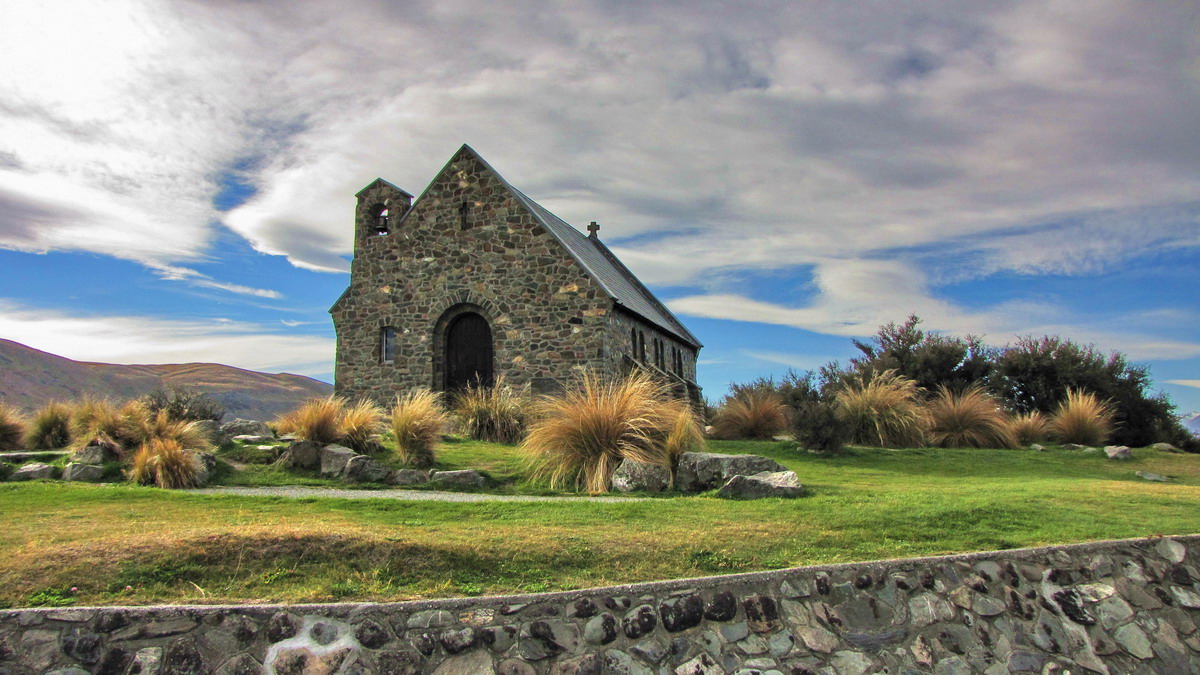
left=332, top=153, right=621, bottom=402
left=4, top=536, right=1197, bottom=673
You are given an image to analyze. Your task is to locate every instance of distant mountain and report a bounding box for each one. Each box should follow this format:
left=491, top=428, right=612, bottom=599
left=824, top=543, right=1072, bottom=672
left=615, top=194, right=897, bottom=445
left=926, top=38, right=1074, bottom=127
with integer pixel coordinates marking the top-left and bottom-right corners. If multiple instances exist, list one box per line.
left=0, top=338, right=332, bottom=422
left=1183, top=412, right=1200, bottom=437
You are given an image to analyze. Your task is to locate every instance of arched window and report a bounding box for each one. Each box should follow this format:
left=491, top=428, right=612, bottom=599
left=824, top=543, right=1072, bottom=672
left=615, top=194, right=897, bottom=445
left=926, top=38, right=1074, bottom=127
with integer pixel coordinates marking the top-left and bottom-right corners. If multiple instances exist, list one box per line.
left=372, top=203, right=389, bottom=235
left=380, top=326, right=396, bottom=364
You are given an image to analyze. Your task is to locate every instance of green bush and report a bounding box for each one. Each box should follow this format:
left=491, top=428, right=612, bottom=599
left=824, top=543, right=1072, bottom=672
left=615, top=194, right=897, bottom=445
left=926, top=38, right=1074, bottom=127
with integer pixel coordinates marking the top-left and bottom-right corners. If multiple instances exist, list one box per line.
left=26, top=401, right=72, bottom=450
left=791, top=399, right=847, bottom=454
left=141, top=388, right=224, bottom=423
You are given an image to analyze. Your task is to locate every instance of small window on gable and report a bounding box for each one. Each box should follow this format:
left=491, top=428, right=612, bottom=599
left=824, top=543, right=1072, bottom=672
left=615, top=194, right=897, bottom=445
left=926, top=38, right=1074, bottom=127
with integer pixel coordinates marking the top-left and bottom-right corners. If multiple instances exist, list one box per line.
left=380, top=326, right=396, bottom=364
left=372, top=203, right=390, bottom=235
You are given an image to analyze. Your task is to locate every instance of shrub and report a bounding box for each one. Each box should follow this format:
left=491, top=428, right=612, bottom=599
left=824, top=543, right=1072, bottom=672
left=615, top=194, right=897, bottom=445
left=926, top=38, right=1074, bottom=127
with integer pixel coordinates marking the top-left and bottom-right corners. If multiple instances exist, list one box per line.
left=0, top=403, right=27, bottom=451
left=391, top=390, right=450, bottom=468
left=26, top=401, right=72, bottom=450
left=129, top=438, right=204, bottom=489
left=1052, top=389, right=1115, bottom=446
left=834, top=370, right=927, bottom=448
left=141, top=387, right=224, bottom=423
left=791, top=400, right=847, bottom=454
left=141, top=410, right=210, bottom=449
left=925, top=384, right=1017, bottom=449
left=710, top=390, right=789, bottom=440
left=70, top=397, right=122, bottom=446
left=454, top=376, right=527, bottom=444
left=339, top=399, right=386, bottom=452
left=522, top=372, right=702, bottom=494
left=1004, top=411, right=1051, bottom=445
left=275, top=397, right=347, bottom=445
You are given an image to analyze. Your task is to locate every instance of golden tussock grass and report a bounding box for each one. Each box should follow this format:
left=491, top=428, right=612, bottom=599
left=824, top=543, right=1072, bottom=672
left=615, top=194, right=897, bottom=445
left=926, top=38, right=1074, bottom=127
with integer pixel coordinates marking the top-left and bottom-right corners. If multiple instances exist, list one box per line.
left=925, top=384, right=1017, bottom=449
left=834, top=369, right=928, bottom=448
left=1053, top=389, right=1115, bottom=446
left=128, top=438, right=205, bottom=489
left=453, top=376, right=527, bottom=444
left=391, top=390, right=449, bottom=468
left=711, top=390, right=789, bottom=440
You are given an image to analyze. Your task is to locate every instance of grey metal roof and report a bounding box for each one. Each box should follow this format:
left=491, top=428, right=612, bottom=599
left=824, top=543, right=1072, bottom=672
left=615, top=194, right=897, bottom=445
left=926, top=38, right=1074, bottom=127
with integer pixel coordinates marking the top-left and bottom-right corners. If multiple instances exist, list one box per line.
left=465, top=146, right=701, bottom=349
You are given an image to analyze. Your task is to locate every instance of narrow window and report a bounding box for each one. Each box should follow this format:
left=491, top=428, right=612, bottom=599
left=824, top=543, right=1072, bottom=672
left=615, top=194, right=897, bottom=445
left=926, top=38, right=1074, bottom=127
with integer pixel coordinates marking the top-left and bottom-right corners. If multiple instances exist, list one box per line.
left=380, top=326, right=396, bottom=364
left=638, top=331, right=646, bottom=362
left=459, top=201, right=470, bottom=230
left=372, top=203, right=389, bottom=235
left=631, top=327, right=637, bottom=353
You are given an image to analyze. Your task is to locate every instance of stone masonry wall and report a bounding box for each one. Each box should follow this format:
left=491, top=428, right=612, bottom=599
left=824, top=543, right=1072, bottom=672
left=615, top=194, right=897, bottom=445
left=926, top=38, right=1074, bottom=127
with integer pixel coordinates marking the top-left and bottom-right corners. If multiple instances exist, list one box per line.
left=332, top=150, right=618, bottom=401
left=3, top=536, right=1198, bottom=673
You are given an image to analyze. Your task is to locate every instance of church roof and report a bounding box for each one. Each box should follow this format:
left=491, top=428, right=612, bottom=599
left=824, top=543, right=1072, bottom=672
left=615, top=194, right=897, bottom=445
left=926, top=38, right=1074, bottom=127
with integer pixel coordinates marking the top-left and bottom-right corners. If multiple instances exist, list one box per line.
left=465, top=146, right=703, bottom=349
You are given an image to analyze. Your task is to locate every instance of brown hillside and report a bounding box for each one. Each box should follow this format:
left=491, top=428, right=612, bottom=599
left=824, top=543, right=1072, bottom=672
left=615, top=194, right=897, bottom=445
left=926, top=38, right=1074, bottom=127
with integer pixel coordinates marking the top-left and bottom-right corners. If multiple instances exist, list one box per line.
left=0, top=339, right=332, bottom=422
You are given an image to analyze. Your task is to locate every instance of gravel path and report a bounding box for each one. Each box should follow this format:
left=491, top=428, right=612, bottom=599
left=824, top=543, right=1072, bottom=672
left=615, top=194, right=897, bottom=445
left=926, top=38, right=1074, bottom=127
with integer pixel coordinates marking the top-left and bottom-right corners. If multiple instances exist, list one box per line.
left=184, top=486, right=648, bottom=503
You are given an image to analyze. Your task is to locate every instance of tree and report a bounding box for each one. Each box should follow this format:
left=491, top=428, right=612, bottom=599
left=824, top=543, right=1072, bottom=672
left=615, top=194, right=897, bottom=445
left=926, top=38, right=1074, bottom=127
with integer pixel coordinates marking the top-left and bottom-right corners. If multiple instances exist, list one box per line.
left=850, top=315, right=992, bottom=395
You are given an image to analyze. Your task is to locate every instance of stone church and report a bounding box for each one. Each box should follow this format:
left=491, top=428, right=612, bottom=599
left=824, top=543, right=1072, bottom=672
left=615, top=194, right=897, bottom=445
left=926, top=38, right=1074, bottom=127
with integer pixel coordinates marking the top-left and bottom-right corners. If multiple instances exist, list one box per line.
left=330, top=145, right=702, bottom=402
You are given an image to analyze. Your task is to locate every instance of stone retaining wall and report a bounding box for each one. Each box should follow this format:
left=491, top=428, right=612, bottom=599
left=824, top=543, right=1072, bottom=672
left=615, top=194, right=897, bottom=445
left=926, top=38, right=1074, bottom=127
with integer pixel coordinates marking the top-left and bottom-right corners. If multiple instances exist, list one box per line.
left=2, top=536, right=1198, bottom=674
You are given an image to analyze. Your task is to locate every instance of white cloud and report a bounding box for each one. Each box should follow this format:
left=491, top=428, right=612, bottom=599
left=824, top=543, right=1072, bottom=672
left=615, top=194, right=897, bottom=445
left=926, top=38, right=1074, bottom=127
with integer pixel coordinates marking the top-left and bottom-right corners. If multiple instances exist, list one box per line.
left=1167, top=380, right=1200, bottom=390
left=739, top=350, right=840, bottom=371
left=0, top=300, right=332, bottom=376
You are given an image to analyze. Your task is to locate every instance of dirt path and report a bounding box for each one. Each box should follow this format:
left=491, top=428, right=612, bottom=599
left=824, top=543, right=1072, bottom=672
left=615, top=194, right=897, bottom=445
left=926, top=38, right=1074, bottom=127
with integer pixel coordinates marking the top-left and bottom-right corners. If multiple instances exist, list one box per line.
left=184, top=486, right=648, bottom=503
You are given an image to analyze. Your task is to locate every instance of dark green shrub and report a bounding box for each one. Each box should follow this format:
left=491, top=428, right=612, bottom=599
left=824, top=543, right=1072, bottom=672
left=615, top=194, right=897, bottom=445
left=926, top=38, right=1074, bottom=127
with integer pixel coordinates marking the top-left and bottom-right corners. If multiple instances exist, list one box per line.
left=142, top=388, right=224, bottom=423
left=791, top=400, right=847, bottom=453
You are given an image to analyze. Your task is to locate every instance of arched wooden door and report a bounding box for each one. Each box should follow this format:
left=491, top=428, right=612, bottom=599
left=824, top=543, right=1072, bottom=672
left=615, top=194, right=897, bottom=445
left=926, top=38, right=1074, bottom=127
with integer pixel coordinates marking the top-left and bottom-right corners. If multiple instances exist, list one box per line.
left=444, top=312, right=493, bottom=392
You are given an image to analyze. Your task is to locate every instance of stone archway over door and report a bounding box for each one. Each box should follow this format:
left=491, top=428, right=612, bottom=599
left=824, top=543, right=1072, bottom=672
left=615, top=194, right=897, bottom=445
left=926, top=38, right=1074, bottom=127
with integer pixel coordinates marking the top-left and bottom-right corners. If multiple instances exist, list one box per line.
left=444, top=312, right=493, bottom=392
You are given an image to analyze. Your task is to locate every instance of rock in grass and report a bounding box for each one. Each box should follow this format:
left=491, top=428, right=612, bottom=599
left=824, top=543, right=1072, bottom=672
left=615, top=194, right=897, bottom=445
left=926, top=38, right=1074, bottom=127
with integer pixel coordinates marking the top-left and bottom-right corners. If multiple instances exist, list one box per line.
left=717, top=471, right=804, bottom=499
left=389, top=469, right=430, bottom=486
left=74, top=443, right=118, bottom=465
left=319, top=445, right=356, bottom=478
left=1029, top=444, right=1046, bottom=452
left=675, top=452, right=787, bottom=493
left=189, top=419, right=228, bottom=447
left=1062, top=443, right=1091, bottom=451
left=275, top=440, right=322, bottom=470
left=1149, top=442, right=1180, bottom=453
left=1135, top=471, right=1168, bottom=482
left=10, top=463, right=55, bottom=481
left=430, top=469, right=488, bottom=488
left=1104, top=445, right=1132, bottom=460
left=611, top=460, right=671, bottom=493
left=221, top=419, right=273, bottom=438
left=343, top=455, right=391, bottom=483
left=63, top=462, right=104, bottom=482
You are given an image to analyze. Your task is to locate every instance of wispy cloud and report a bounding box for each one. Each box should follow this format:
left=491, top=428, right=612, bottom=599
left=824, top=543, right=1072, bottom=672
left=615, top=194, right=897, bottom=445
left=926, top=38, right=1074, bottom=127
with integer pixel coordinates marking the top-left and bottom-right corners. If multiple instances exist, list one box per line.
left=1167, top=380, right=1200, bottom=390
left=0, top=300, right=332, bottom=376
left=150, top=264, right=282, bottom=299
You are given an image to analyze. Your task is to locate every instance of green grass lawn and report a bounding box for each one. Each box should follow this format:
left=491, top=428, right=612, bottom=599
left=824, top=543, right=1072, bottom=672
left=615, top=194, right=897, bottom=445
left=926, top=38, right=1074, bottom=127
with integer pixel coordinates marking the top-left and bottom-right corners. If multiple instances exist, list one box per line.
left=0, top=440, right=1197, bottom=608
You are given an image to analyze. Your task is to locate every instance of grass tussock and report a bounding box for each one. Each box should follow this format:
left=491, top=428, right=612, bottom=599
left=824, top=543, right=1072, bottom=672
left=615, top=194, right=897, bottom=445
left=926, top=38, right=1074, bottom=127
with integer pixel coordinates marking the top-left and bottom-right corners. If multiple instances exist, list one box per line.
left=711, top=390, right=789, bottom=440
left=26, top=401, right=73, bottom=450
left=0, top=403, right=27, bottom=451
left=834, top=369, right=928, bottom=448
left=1053, top=389, right=1115, bottom=446
left=1005, top=411, right=1051, bottom=445
left=339, top=399, right=386, bottom=453
left=925, top=384, right=1017, bottom=449
left=391, top=390, right=449, bottom=468
left=522, top=372, right=702, bottom=494
left=276, top=397, right=347, bottom=445
left=129, top=438, right=204, bottom=489
left=454, top=376, right=527, bottom=444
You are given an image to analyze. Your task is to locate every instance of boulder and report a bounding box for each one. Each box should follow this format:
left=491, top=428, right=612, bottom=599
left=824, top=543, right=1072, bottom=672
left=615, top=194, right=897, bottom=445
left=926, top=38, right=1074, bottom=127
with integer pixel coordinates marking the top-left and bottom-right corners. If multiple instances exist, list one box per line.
left=189, top=420, right=228, bottom=447
left=1150, top=442, right=1180, bottom=453
left=192, top=452, right=218, bottom=486
left=221, top=419, right=273, bottom=438
left=1062, top=443, right=1091, bottom=451
left=275, top=440, right=323, bottom=470
left=1104, top=445, right=1132, bottom=460
left=1029, top=444, right=1046, bottom=452
left=430, top=469, right=488, bottom=489
left=1135, top=471, right=1168, bottom=482
left=611, top=460, right=671, bottom=493
left=343, top=455, right=391, bottom=483
left=389, top=469, right=431, bottom=486
left=675, top=452, right=787, bottom=493
left=10, top=463, right=55, bottom=481
left=319, top=445, right=357, bottom=478
left=717, top=471, right=805, bottom=499
left=232, top=435, right=274, bottom=444
left=63, top=463, right=105, bottom=482
left=74, top=443, right=119, bottom=465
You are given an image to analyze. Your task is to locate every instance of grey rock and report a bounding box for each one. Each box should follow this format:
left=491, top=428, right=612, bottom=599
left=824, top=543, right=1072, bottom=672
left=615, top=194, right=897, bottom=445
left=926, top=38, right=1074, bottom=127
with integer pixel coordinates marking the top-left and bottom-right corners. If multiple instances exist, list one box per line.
left=830, top=651, right=874, bottom=673
left=320, top=444, right=357, bottom=477
left=343, top=455, right=392, bottom=483
left=215, top=654, right=262, bottom=675
left=604, top=649, right=653, bottom=675
left=611, top=459, right=672, bottom=493
left=1150, top=442, right=1180, bottom=452
left=630, top=639, right=669, bottom=664
left=720, top=622, right=749, bottom=642
left=1171, top=586, right=1200, bottom=608
left=768, top=630, right=795, bottom=657
left=431, top=469, right=488, bottom=488
left=10, top=463, right=54, bottom=481
left=795, top=624, right=839, bottom=654
left=674, top=652, right=723, bottom=674
left=1061, top=443, right=1090, bottom=450
left=191, top=451, right=217, bottom=486
left=1113, top=623, right=1153, bottom=659
left=221, top=419, right=273, bottom=438
left=432, top=649, right=495, bottom=675
left=275, top=440, right=322, bottom=470
left=407, top=610, right=456, bottom=628
left=660, top=594, right=704, bottom=632
left=62, top=462, right=104, bottom=482
left=717, top=471, right=804, bottom=499
left=190, top=420, right=228, bottom=446
left=1157, top=537, right=1187, bottom=563
left=1029, top=444, right=1046, bottom=452
left=584, top=613, right=618, bottom=645
left=390, top=469, right=431, bottom=485
left=1103, top=445, right=1132, bottom=459
left=131, top=647, right=164, bottom=675
left=623, top=604, right=658, bottom=639
left=74, top=443, right=118, bottom=465
left=736, top=633, right=769, bottom=655
left=675, top=452, right=787, bottom=492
